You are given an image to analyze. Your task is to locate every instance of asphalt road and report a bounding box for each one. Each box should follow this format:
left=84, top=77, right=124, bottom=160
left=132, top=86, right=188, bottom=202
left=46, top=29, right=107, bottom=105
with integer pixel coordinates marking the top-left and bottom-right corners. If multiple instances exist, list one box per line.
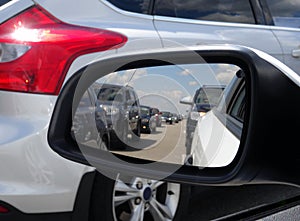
left=113, top=119, right=187, bottom=165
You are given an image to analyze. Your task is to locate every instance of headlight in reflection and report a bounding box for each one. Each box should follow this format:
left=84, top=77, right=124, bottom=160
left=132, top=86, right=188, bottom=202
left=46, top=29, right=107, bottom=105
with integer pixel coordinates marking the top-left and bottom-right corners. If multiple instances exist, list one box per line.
left=199, top=112, right=206, bottom=117
left=100, top=105, right=119, bottom=115
left=142, top=118, right=149, bottom=123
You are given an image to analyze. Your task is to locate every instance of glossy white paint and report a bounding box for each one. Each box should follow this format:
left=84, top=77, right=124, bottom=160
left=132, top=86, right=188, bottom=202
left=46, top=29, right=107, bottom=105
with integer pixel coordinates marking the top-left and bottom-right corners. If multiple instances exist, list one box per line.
left=0, top=91, right=94, bottom=212
left=190, top=111, right=240, bottom=168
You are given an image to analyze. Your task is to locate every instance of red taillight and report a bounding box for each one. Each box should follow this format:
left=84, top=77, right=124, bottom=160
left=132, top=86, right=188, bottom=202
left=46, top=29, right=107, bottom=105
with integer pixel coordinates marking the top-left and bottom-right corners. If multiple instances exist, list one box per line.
left=0, top=6, right=127, bottom=95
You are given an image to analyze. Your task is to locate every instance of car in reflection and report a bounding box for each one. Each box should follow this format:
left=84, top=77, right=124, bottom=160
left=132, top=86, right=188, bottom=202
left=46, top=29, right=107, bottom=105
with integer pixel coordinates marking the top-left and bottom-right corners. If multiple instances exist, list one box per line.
left=150, top=107, right=162, bottom=127
left=96, top=83, right=141, bottom=148
left=178, top=114, right=183, bottom=121
left=140, top=105, right=157, bottom=134
left=71, top=86, right=110, bottom=150
left=186, top=71, right=245, bottom=166
left=161, top=111, right=174, bottom=124
left=172, top=113, right=179, bottom=123
left=180, top=84, right=226, bottom=153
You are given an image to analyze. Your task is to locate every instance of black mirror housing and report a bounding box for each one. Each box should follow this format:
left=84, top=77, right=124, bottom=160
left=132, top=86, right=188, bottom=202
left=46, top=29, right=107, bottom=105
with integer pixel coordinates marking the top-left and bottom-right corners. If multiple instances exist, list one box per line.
left=48, top=45, right=300, bottom=187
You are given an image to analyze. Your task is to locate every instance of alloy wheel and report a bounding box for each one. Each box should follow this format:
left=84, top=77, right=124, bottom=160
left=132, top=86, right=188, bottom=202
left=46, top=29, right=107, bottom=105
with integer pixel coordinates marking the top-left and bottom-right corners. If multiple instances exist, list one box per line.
left=113, top=175, right=180, bottom=221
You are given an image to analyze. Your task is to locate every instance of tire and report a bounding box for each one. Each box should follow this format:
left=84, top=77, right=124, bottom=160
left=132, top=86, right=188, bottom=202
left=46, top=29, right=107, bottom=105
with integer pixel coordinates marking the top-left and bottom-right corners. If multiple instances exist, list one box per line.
left=90, top=172, right=190, bottom=221
left=147, top=127, right=152, bottom=134
left=111, top=122, right=128, bottom=150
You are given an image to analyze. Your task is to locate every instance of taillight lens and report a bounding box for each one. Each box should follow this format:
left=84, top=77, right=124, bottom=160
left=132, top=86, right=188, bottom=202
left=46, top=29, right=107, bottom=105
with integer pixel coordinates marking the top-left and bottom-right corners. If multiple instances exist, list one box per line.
left=0, top=6, right=127, bottom=95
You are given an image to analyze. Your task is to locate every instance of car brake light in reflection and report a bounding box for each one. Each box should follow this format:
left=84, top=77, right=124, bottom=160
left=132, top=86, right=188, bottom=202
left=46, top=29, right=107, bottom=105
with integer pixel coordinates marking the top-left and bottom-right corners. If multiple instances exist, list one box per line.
left=0, top=205, right=9, bottom=213
left=0, top=6, right=127, bottom=95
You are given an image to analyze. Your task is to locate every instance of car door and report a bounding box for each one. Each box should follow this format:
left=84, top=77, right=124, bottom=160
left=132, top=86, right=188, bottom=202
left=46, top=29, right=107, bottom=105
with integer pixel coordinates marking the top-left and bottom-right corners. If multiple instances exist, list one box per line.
left=153, top=0, right=283, bottom=62
left=262, top=0, right=300, bottom=74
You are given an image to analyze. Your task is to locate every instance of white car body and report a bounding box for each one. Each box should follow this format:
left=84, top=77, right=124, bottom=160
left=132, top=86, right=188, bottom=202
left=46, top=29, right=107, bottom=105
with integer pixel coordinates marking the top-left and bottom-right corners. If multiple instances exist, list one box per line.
left=190, top=111, right=240, bottom=168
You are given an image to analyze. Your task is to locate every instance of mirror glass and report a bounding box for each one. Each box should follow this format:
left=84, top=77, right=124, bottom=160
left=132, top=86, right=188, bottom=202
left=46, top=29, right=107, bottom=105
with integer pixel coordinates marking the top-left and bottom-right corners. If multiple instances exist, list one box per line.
left=72, top=62, right=246, bottom=168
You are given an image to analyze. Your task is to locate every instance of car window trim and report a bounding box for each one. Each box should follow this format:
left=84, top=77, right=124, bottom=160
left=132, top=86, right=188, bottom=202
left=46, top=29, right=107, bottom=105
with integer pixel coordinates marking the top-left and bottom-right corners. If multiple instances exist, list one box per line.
left=153, top=14, right=273, bottom=30
left=213, top=109, right=243, bottom=140
left=259, top=0, right=275, bottom=25
left=149, top=0, right=155, bottom=15
left=213, top=78, right=245, bottom=139
left=250, top=0, right=267, bottom=25
left=228, top=81, right=246, bottom=122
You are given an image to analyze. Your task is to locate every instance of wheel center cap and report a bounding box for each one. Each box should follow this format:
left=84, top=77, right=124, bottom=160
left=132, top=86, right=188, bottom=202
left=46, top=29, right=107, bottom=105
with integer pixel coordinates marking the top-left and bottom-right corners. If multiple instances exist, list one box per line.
left=143, top=187, right=152, bottom=201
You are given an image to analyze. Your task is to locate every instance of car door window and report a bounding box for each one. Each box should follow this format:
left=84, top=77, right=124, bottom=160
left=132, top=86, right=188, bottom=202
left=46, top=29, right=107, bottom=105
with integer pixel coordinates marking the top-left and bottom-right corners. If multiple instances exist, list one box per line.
left=265, top=0, right=300, bottom=28
left=0, top=0, right=11, bottom=7
left=106, top=0, right=151, bottom=14
left=154, top=0, right=255, bottom=24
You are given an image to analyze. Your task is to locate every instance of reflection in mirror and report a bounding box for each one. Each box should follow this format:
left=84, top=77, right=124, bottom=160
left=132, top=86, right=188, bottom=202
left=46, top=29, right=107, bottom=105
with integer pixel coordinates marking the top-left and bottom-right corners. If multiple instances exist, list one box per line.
left=72, top=63, right=246, bottom=168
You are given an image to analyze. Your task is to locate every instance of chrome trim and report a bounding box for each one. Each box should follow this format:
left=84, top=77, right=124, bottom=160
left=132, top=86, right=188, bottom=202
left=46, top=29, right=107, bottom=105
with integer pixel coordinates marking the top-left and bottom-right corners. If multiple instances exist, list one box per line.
left=153, top=15, right=271, bottom=30
left=269, top=26, right=300, bottom=32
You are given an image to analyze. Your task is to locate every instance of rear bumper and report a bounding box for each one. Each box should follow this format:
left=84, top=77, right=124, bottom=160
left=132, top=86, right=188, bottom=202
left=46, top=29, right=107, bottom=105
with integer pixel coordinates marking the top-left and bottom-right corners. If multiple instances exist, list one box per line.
left=0, top=202, right=71, bottom=221
left=0, top=171, right=95, bottom=221
left=0, top=91, right=93, bottom=213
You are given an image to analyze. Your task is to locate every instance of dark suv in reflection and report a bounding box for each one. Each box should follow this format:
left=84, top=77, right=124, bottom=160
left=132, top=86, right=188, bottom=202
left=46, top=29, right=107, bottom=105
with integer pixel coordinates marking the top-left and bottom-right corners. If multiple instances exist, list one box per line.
left=96, top=84, right=141, bottom=149
left=140, top=105, right=157, bottom=134
left=72, top=86, right=110, bottom=150
left=181, top=85, right=225, bottom=152
left=161, top=111, right=174, bottom=124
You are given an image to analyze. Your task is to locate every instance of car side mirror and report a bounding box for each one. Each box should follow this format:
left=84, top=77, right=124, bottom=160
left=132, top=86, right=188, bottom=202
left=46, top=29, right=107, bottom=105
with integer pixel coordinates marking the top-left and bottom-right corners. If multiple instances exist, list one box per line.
left=49, top=45, right=300, bottom=187
left=180, top=96, right=193, bottom=105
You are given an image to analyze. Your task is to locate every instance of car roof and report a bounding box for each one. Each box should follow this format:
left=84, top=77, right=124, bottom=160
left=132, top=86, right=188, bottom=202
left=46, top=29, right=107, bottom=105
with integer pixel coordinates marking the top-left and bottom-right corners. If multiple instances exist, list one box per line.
left=140, top=105, right=151, bottom=109
left=200, top=84, right=226, bottom=89
left=97, top=83, right=134, bottom=90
